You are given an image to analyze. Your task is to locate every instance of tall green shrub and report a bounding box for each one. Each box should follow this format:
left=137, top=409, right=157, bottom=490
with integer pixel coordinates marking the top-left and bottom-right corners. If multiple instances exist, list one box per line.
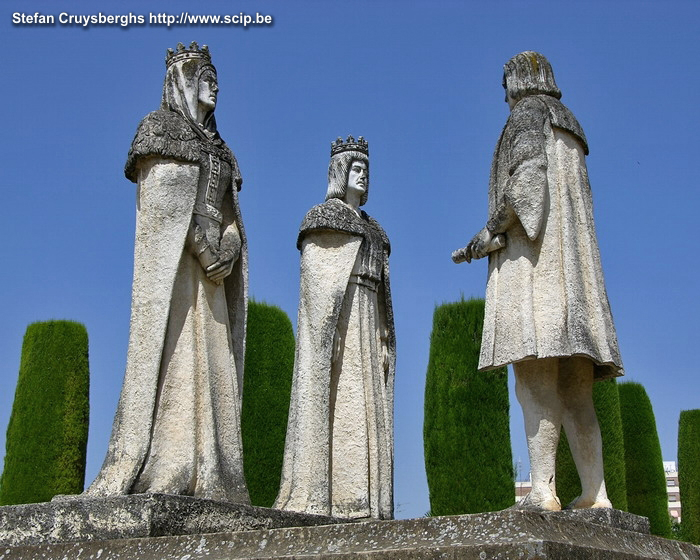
left=556, top=378, right=628, bottom=510
left=0, top=321, right=90, bottom=505
left=241, top=301, right=295, bottom=507
left=678, top=409, right=700, bottom=544
left=424, top=298, right=513, bottom=515
left=618, top=382, right=671, bottom=537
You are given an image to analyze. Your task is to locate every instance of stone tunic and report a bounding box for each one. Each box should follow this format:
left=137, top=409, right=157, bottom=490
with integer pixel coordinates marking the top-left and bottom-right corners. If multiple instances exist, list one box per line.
left=479, top=95, right=623, bottom=380
left=275, top=198, right=395, bottom=519
left=86, top=110, right=249, bottom=503
left=131, top=155, right=246, bottom=500
left=330, top=222, right=390, bottom=518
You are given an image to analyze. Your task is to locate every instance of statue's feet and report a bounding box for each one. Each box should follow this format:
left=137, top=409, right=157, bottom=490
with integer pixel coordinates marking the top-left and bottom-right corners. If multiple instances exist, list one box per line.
left=510, top=491, right=561, bottom=512
left=565, top=495, right=613, bottom=509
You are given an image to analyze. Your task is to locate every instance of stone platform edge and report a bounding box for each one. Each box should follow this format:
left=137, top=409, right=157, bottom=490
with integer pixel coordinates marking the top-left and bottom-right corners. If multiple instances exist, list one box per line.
left=0, top=493, right=343, bottom=548
left=2, top=503, right=700, bottom=559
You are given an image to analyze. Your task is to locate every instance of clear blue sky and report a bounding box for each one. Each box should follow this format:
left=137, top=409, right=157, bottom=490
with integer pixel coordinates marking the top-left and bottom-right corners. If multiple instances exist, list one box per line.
left=2, top=0, right=698, bottom=519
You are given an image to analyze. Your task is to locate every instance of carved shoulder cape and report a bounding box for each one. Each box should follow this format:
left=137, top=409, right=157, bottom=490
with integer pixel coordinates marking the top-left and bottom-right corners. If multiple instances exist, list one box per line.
left=87, top=110, right=248, bottom=497
left=480, top=95, right=623, bottom=380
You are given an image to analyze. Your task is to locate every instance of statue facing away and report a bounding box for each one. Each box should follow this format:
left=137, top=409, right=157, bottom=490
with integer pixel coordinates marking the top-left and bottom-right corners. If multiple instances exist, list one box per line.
left=87, top=42, right=249, bottom=503
left=453, top=52, right=624, bottom=511
left=274, top=137, right=396, bottom=519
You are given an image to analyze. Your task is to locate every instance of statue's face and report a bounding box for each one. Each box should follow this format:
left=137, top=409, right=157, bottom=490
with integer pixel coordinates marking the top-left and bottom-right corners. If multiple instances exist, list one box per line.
left=198, top=71, right=218, bottom=112
left=347, top=160, right=368, bottom=197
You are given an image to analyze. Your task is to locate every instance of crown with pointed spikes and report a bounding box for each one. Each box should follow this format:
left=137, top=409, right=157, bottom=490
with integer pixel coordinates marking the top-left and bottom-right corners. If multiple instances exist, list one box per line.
left=330, top=135, right=369, bottom=157
left=165, top=41, right=211, bottom=68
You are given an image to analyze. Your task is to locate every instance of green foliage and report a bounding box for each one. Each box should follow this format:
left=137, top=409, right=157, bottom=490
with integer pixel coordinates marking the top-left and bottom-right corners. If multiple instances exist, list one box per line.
left=618, top=382, right=671, bottom=538
left=678, top=409, right=700, bottom=544
left=0, top=321, right=90, bottom=505
left=671, top=517, right=685, bottom=542
left=424, top=298, right=513, bottom=515
left=556, top=378, right=628, bottom=510
left=241, top=301, right=295, bottom=507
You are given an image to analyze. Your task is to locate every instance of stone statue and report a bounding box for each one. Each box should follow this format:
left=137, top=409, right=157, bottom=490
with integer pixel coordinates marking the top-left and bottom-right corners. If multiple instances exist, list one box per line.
left=274, top=137, right=396, bottom=519
left=86, top=43, right=249, bottom=503
left=453, top=52, right=624, bottom=511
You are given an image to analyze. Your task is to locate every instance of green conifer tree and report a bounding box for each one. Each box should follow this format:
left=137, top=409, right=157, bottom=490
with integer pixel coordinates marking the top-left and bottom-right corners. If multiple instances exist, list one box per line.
left=556, top=378, right=628, bottom=510
left=0, top=321, right=90, bottom=505
left=241, top=301, right=295, bottom=507
left=618, top=382, right=671, bottom=537
left=678, top=409, right=700, bottom=544
left=424, top=298, right=513, bottom=515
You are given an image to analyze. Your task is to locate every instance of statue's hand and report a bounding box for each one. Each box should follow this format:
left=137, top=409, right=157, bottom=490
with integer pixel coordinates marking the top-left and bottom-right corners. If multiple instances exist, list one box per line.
left=219, top=224, right=242, bottom=265
left=188, top=221, right=218, bottom=269
left=451, top=246, right=470, bottom=264
left=197, top=246, right=218, bottom=269
left=206, top=257, right=234, bottom=285
left=205, top=222, right=242, bottom=284
left=466, top=227, right=493, bottom=262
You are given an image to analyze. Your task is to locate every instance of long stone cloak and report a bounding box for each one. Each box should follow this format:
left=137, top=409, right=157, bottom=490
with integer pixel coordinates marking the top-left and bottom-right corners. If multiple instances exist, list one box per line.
left=86, top=110, right=249, bottom=500
left=480, top=95, right=623, bottom=380
left=274, top=198, right=395, bottom=519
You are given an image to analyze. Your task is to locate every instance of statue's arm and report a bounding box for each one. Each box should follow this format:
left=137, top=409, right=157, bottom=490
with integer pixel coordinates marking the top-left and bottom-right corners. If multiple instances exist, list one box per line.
left=204, top=186, right=242, bottom=284
left=185, top=215, right=219, bottom=272
left=486, top=100, right=549, bottom=238
left=378, top=293, right=390, bottom=373
left=500, top=98, right=548, bottom=240
left=298, top=227, right=361, bottom=365
left=455, top=204, right=516, bottom=262
left=219, top=216, right=242, bottom=266
left=453, top=99, right=548, bottom=264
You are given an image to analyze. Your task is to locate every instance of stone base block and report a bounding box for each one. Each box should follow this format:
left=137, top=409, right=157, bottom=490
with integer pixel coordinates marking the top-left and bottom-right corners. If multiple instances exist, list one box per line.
left=0, top=493, right=340, bottom=548
left=1, top=505, right=699, bottom=559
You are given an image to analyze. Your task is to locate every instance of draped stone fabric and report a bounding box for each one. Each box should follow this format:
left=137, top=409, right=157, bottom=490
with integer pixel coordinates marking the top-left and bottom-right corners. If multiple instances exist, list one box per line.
left=87, top=109, right=249, bottom=501
left=275, top=198, right=395, bottom=519
left=479, top=94, right=623, bottom=380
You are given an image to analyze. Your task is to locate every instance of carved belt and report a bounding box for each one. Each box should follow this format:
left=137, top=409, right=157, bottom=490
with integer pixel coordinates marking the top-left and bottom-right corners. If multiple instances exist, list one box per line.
left=349, top=274, right=379, bottom=292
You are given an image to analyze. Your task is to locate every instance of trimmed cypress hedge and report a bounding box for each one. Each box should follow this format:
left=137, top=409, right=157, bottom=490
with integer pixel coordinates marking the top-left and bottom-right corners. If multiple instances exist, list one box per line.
left=241, top=301, right=295, bottom=507
left=618, top=382, right=671, bottom=537
left=678, top=409, right=700, bottom=544
left=556, top=378, right=628, bottom=510
left=424, top=298, right=513, bottom=515
left=0, top=321, right=90, bottom=505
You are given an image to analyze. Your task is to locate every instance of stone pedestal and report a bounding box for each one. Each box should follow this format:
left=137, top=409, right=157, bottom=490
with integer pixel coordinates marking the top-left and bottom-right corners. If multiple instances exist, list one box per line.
left=0, top=493, right=339, bottom=548
left=1, top=500, right=698, bottom=559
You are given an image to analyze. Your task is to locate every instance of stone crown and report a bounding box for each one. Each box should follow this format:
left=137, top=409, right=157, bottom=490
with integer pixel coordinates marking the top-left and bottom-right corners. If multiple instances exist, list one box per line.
left=166, top=42, right=211, bottom=68
left=331, top=136, right=369, bottom=157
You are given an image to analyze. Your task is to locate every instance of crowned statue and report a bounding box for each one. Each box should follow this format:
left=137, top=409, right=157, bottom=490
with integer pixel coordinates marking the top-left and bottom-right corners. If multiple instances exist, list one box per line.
left=87, top=43, right=249, bottom=503
left=274, top=137, right=396, bottom=520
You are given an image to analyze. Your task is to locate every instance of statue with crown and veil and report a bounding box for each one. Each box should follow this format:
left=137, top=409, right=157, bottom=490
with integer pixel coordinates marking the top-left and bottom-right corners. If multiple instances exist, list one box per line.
left=86, top=42, right=250, bottom=504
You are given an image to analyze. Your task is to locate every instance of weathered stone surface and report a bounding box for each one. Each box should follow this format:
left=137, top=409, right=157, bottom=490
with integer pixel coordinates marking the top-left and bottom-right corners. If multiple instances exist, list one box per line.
left=1, top=509, right=698, bottom=559
left=0, top=494, right=340, bottom=548
left=275, top=137, right=395, bottom=520
left=552, top=507, right=650, bottom=533
left=86, top=42, right=250, bottom=504
left=453, top=51, right=624, bottom=512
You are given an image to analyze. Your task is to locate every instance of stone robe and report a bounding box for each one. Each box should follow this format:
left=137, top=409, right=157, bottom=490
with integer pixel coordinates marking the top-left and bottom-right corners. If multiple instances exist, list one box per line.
left=274, top=198, right=395, bottom=519
left=86, top=110, right=249, bottom=503
left=480, top=95, right=623, bottom=380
